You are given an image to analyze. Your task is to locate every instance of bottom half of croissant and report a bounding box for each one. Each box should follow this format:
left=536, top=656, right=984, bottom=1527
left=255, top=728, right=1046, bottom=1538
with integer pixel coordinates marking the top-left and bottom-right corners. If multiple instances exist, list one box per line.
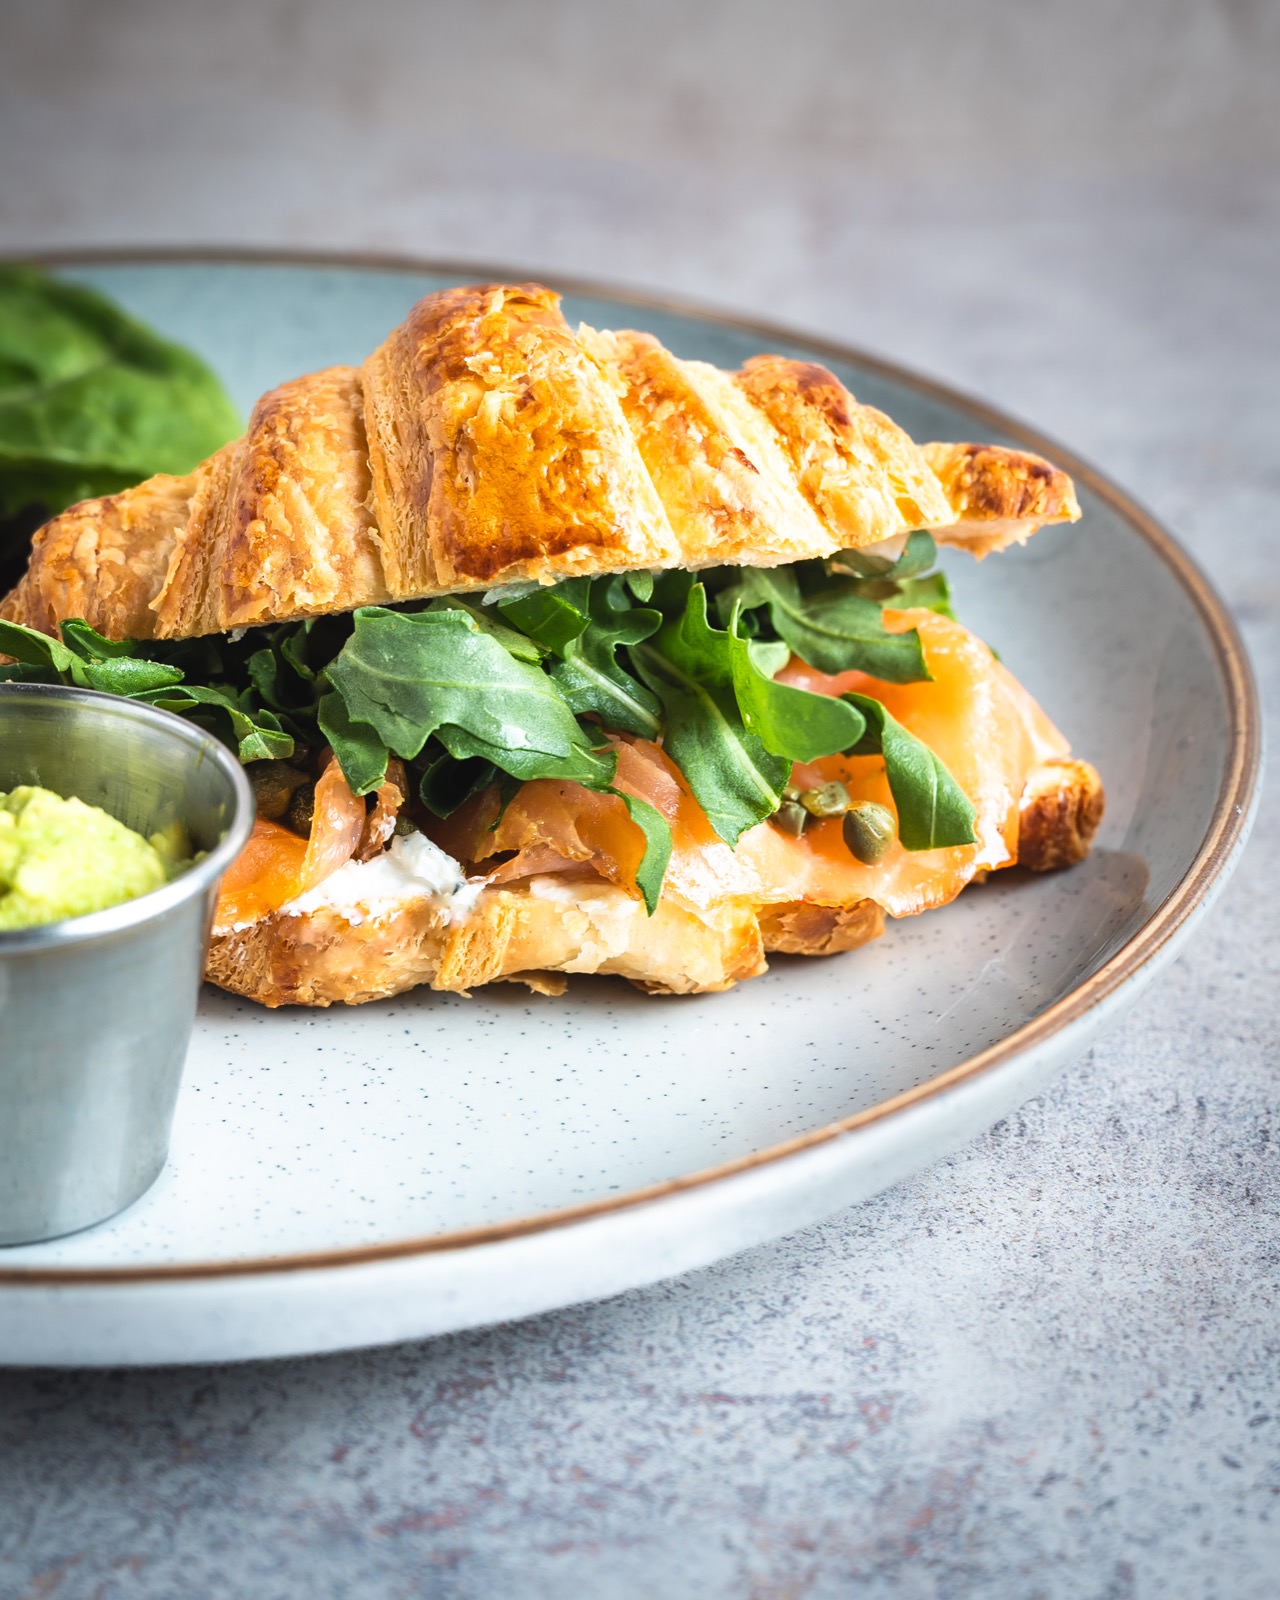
left=207, top=758, right=1103, bottom=1009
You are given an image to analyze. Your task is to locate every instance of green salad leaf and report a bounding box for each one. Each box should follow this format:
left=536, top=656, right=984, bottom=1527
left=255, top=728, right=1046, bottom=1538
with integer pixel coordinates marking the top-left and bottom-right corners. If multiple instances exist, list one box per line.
left=893, top=570, right=956, bottom=620
left=631, top=585, right=793, bottom=844
left=325, top=607, right=601, bottom=776
left=831, top=529, right=938, bottom=586
left=842, top=693, right=976, bottom=850
left=502, top=574, right=663, bottom=739
left=140, top=684, right=294, bottom=763
left=0, top=616, right=292, bottom=761
left=428, top=596, right=545, bottom=663
left=0, top=266, right=240, bottom=519
left=709, top=531, right=959, bottom=677
left=316, top=688, right=389, bottom=794
left=725, top=613, right=866, bottom=761
left=417, top=745, right=502, bottom=819
left=712, top=563, right=929, bottom=681
left=494, top=579, right=592, bottom=655
left=0, top=534, right=980, bottom=910
left=608, top=790, right=671, bottom=915
left=0, top=617, right=80, bottom=675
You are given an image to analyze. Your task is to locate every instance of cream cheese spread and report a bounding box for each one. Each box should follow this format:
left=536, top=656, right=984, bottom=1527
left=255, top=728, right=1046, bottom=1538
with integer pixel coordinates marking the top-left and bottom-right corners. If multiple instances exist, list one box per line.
left=281, top=831, right=484, bottom=928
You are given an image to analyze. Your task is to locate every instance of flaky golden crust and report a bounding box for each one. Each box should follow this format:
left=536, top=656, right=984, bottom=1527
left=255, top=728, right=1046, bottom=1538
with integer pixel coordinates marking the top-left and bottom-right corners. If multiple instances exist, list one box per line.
left=0, top=368, right=390, bottom=643
left=207, top=881, right=767, bottom=1008
left=923, top=442, right=1081, bottom=556
left=362, top=284, right=680, bottom=595
left=1, top=284, right=1083, bottom=643
left=735, top=355, right=954, bottom=543
left=0, top=462, right=207, bottom=640
left=153, top=367, right=389, bottom=638
left=578, top=328, right=830, bottom=568
left=1016, top=758, right=1105, bottom=872
left=207, top=758, right=1103, bottom=1007
left=757, top=898, right=886, bottom=956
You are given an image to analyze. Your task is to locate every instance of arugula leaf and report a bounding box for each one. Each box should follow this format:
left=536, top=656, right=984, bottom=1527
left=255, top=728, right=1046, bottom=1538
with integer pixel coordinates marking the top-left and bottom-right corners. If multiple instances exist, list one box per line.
left=427, top=596, right=545, bottom=663
left=0, top=616, right=292, bottom=762
left=631, top=585, right=791, bottom=844
left=726, top=612, right=866, bottom=762
left=278, top=624, right=320, bottom=684
left=650, top=568, right=696, bottom=616
left=235, top=617, right=366, bottom=753
left=715, top=564, right=929, bottom=681
left=435, top=723, right=617, bottom=788
left=548, top=641, right=663, bottom=738
left=843, top=693, right=976, bottom=850
left=351, top=592, right=671, bottom=897
left=501, top=575, right=663, bottom=738
left=0, top=617, right=79, bottom=674
left=74, top=656, right=186, bottom=694
left=418, top=745, right=502, bottom=819
left=59, top=619, right=142, bottom=661
left=325, top=607, right=612, bottom=794
left=317, top=689, right=389, bottom=795
left=246, top=646, right=295, bottom=714
left=833, top=530, right=938, bottom=585
left=496, top=580, right=592, bottom=655
left=0, top=615, right=182, bottom=694
left=829, top=534, right=956, bottom=619
left=609, top=790, right=672, bottom=915
left=548, top=586, right=663, bottom=738
left=137, top=684, right=294, bottom=762
left=893, top=570, right=956, bottom=620
left=0, top=266, right=240, bottom=518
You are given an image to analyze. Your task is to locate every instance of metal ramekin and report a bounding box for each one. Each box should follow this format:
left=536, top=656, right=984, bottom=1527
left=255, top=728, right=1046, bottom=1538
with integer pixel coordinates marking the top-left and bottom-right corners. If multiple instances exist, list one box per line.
left=0, top=684, right=254, bottom=1246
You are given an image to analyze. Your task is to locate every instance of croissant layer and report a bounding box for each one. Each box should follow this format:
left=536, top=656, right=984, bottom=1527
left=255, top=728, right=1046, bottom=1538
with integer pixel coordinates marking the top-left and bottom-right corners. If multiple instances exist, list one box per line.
left=1, top=283, right=1080, bottom=643
left=206, top=757, right=1102, bottom=1008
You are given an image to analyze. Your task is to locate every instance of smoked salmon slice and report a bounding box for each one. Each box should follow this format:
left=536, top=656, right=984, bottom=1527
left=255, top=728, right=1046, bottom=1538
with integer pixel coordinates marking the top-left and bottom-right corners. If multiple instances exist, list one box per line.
left=741, top=608, right=1070, bottom=916
left=214, top=756, right=367, bottom=929
left=436, top=736, right=754, bottom=907
left=443, top=608, right=1071, bottom=921
left=216, top=609, right=1073, bottom=932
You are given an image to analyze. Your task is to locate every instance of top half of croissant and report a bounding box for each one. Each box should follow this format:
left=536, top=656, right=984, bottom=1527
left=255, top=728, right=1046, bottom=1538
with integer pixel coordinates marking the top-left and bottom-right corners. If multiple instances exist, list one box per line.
left=0, top=282, right=1080, bottom=643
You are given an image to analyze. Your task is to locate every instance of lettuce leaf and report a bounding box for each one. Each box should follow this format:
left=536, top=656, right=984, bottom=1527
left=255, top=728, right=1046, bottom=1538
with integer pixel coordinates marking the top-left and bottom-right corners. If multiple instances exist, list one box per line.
left=843, top=693, right=976, bottom=850
left=0, top=617, right=292, bottom=761
left=631, top=586, right=794, bottom=844
left=713, top=563, right=929, bottom=680
left=0, top=540, right=980, bottom=911
left=0, top=266, right=240, bottom=518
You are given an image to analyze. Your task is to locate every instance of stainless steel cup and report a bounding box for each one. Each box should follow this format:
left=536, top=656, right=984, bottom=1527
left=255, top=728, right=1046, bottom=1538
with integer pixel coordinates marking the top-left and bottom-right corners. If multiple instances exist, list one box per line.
left=0, top=684, right=253, bottom=1245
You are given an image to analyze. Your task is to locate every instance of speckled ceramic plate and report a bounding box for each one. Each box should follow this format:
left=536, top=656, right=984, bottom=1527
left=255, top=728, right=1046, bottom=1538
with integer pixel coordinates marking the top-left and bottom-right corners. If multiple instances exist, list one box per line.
left=0, top=255, right=1260, bottom=1366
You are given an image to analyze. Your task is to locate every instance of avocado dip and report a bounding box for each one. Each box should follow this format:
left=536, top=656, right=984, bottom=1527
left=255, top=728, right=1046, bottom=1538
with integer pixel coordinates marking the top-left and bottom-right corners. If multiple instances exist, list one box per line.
left=0, top=786, right=193, bottom=931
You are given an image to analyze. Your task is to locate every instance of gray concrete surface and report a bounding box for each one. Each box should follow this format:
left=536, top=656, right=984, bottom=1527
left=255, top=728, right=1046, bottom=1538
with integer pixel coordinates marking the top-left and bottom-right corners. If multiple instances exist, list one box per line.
left=1, top=2, right=1277, bottom=1595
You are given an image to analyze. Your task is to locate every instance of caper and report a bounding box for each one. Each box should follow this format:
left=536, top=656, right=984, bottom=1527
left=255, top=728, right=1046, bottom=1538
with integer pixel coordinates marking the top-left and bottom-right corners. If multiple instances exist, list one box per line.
left=771, top=798, right=809, bottom=837
left=799, top=781, right=852, bottom=819
left=249, top=760, right=308, bottom=821
left=842, top=801, right=897, bottom=864
left=286, top=781, right=316, bottom=838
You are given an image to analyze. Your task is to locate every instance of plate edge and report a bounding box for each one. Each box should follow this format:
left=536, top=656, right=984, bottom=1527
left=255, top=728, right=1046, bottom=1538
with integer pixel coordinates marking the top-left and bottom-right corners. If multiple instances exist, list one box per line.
left=0, top=247, right=1262, bottom=1287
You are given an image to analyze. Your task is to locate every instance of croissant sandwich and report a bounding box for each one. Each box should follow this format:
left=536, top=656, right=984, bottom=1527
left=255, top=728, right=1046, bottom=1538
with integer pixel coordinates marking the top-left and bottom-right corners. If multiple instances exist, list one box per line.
left=0, top=281, right=1102, bottom=1007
